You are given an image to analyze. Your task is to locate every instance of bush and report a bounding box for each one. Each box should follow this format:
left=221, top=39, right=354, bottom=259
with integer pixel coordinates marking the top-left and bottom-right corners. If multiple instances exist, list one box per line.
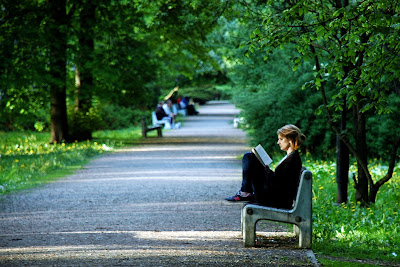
left=98, top=103, right=148, bottom=130
left=68, top=104, right=104, bottom=140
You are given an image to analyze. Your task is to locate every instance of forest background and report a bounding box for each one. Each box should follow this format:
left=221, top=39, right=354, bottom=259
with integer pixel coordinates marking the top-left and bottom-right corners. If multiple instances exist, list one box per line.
left=1, top=0, right=400, bottom=265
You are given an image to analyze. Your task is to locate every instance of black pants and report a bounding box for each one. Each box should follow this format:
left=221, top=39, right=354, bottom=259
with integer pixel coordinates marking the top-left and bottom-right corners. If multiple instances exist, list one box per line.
left=240, top=152, right=270, bottom=204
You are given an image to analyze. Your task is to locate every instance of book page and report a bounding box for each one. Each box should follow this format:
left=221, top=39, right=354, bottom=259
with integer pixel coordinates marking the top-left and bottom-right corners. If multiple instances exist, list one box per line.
left=252, top=144, right=273, bottom=167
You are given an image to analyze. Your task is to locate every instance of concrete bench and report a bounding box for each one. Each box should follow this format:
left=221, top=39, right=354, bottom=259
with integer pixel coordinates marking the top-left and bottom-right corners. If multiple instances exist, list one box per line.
left=241, top=168, right=313, bottom=248
left=151, top=112, right=172, bottom=129
left=141, top=116, right=162, bottom=138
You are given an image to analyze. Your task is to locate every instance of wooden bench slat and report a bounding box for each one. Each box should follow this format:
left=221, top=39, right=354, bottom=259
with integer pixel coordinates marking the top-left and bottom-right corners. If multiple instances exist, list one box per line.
left=141, top=116, right=162, bottom=138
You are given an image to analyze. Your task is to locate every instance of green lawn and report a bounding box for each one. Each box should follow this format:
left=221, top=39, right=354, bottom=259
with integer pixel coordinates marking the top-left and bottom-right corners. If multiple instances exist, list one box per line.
left=1, top=129, right=399, bottom=266
left=0, top=127, right=148, bottom=194
left=305, top=156, right=400, bottom=266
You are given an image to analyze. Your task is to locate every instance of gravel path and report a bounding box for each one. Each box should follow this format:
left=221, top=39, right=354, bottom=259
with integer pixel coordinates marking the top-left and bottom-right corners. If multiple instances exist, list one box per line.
left=0, top=101, right=318, bottom=266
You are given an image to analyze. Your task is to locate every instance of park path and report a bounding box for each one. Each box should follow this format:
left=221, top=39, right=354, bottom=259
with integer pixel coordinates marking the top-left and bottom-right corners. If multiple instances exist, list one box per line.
left=0, top=101, right=317, bottom=266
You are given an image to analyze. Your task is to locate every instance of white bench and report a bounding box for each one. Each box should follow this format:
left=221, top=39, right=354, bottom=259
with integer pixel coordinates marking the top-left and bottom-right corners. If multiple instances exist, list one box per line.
left=241, top=168, right=313, bottom=248
left=151, top=112, right=172, bottom=129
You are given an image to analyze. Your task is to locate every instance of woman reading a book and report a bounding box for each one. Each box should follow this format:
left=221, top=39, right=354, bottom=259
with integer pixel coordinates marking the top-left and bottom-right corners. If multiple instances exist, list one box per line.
left=225, top=124, right=306, bottom=209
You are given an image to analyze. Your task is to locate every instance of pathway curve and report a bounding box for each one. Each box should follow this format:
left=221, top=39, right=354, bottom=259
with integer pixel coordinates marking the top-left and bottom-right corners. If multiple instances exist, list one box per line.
left=0, top=101, right=317, bottom=266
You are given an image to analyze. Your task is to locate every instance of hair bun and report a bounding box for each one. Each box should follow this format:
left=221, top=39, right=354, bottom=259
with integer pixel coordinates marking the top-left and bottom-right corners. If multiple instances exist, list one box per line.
left=277, top=124, right=306, bottom=149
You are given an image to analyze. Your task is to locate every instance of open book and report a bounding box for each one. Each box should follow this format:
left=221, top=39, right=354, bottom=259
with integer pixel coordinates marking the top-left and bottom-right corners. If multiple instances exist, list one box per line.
left=252, top=144, right=273, bottom=167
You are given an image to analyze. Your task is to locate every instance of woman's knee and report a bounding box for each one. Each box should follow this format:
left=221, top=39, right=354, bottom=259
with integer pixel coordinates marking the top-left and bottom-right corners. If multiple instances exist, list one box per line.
left=243, top=151, right=256, bottom=160
left=242, top=152, right=257, bottom=167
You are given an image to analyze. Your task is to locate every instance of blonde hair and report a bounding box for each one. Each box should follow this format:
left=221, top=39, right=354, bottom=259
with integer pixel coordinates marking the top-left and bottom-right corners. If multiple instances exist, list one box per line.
left=277, top=124, right=306, bottom=150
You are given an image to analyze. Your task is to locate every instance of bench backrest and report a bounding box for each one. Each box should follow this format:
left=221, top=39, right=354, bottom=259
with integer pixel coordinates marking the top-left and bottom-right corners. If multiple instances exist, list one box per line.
left=151, top=112, right=159, bottom=126
left=292, top=168, right=313, bottom=211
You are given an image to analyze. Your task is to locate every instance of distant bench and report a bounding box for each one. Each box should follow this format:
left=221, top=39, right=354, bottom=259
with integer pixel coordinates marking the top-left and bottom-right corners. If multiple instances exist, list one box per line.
left=151, top=112, right=172, bottom=129
left=141, top=116, right=162, bottom=138
left=241, top=168, right=313, bottom=248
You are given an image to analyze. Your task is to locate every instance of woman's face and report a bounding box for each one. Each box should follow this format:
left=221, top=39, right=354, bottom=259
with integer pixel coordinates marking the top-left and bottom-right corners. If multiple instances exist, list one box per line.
left=277, top=134, right=290, bottom=152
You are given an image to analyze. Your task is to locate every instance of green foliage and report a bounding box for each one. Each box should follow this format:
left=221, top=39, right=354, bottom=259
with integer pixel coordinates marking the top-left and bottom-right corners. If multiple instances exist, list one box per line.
left=214, top=1, right=400, bottom=205
left=206, top=13, right=338, bottom=157
left=144, top=0, right=231, bottom=77
left=366, top=94, right=400, bottom=159
left=308, top=158, right=400, bottom=263
left=228, top=45, right=334, bottom=156
left=97, top=103, right=149, bottom=130
left=67, top=104, right=103, bottom=140
left=0, top=94, right=49, bottom=131
left=244, top=0, right=400, bottom=143
left=162, top=83, right=231, bottom=105
left=0, top=0, right=49, bottom=131
left=1, top=0, right=228, bottom=136
left=92, top=126, right=161, bottom=140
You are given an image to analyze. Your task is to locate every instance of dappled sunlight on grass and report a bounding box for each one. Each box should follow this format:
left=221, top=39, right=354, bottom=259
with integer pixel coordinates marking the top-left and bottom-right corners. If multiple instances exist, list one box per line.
left=0, top=131, right=120, bottom=195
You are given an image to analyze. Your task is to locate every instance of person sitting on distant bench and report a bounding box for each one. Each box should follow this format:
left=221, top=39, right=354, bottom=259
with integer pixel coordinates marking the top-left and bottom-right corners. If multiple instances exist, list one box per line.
left=155, top=101, right=172, bottom=127
left=181, top=96, right=199, bottom=115
left=162, top=99, right=177, bottom=120
left=225, top=124, right=306, bottom=209
left=155, top=100, right=181, bottom=129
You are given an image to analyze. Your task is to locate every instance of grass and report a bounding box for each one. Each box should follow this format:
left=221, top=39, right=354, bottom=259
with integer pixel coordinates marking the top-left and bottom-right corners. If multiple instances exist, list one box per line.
left=305, top=156, right=400, bottom=266
left=1, top=129, right=399, bottom=266
left=0, top=127, right=153, bottom=194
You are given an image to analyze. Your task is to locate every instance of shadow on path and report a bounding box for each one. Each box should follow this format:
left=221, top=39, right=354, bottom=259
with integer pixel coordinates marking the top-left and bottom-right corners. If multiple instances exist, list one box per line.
left=0, top=101, right=318, bottom=266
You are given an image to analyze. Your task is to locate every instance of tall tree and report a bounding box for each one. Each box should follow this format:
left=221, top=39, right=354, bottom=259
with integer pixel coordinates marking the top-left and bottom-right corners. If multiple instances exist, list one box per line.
left=69, top=0, right=96, bottom=140
left=47, top=0, right=69, bottom=143
left=245, top=0, right=400, bottom=204
left=143, top=0, right=232, bottom=80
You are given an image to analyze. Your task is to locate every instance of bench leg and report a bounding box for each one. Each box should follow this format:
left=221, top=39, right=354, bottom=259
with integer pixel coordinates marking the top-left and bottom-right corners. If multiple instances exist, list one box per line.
left=141, top=117, right=147, bottom=138
left=242, top=209, right=256, bottom=247
left=241, top=204, right=248, bottom=235
left=157, top=127, right=162, bottom=137
left=293, top=224, right=300, bottom=236
left=298, top=223, right=312, bottom=248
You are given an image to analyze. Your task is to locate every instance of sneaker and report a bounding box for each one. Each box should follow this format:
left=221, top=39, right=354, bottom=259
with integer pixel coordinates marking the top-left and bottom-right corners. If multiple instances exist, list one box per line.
left=225, top=191, right=254, bottom=202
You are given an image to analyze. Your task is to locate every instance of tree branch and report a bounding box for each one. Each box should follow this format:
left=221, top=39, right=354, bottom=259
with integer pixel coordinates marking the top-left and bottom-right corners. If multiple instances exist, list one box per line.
left=211, top=0, right=231, bottom=25
left=310, top=45, right=373, bottom=185
left=374, top=136, right=400, bottom=189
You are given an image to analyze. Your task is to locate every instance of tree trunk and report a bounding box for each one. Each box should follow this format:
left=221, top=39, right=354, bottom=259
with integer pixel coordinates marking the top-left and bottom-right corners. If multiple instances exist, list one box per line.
left=353, top=106, right=369, bottom=205
left=369, top=185, right=379, bottom=204
left=72, top=1, right=95, bottom=141
left=334, top=0, right=351, bottom=204
left=76, top=7, right=94, bottom=113
left=48, top=0, right=69, bottom=143
left=336, top=101, right=349, bottom=204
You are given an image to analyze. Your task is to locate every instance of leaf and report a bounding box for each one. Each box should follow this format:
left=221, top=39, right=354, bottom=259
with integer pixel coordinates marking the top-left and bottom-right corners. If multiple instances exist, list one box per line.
left=315, top=77, right=322, bottom=87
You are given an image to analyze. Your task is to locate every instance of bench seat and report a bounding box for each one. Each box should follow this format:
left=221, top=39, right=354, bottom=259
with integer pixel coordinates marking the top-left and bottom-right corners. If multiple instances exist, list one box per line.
left=151, top=112, right=172, bottom=129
